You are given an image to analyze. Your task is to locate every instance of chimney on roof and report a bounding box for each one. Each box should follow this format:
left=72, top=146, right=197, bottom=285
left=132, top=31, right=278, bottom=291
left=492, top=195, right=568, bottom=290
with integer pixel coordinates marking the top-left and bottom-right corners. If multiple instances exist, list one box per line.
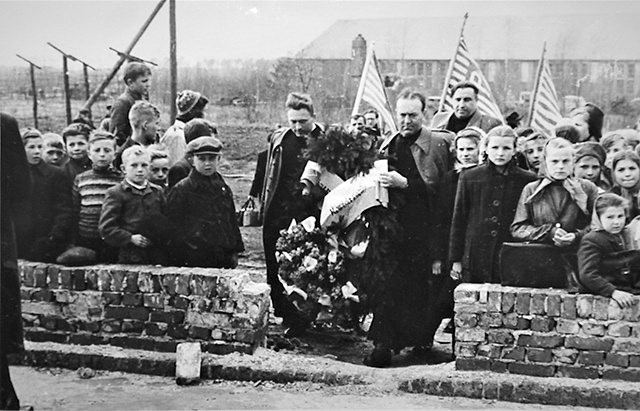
left=351, top=34, right=367, bottom=78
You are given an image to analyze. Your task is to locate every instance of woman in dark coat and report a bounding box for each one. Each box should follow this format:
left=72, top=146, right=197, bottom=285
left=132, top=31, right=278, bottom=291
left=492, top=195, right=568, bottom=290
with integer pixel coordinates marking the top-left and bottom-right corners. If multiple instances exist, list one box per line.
left=1, top=113, right=31, bottom=410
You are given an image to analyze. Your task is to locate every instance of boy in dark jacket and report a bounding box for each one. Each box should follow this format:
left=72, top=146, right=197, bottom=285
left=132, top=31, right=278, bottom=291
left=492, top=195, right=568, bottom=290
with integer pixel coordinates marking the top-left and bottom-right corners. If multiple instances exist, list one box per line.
left=450, top=126, right=537, bottom=283
left=99, top=146, right=166, bottom=264
left=17, top=128, right=73, bottom=262
left=167, top=136, right=244, bottom=268
left=109, top=62, right=152, bottom=146
left=61, top=122, right=93, bottom=181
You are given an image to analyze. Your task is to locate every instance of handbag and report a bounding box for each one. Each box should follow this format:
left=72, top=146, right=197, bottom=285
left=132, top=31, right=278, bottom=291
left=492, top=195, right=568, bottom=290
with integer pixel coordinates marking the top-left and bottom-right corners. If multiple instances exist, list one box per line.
left=500, top=242, right=580, bottom=291
left=237, top=198, right=261, bottom=227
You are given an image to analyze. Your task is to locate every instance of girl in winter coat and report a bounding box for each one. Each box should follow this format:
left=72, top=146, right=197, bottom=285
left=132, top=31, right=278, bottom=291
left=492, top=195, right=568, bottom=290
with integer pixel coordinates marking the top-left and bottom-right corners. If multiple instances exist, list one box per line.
left=578, top=193, right=639, bottom=308
left=449, top=126, right=537, bottom=283
left=511, top=137, right=599, bottom=248
left=610, top=151, right=640, bottom=220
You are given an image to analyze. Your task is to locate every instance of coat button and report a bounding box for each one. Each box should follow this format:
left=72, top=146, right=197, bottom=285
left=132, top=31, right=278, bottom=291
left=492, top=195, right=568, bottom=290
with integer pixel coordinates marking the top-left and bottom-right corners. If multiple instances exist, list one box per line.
left=490, top=216, right=498, bottom=222
left=493, top=200, right=500, bottom=206
left=490, top=230, right=497, bottom=236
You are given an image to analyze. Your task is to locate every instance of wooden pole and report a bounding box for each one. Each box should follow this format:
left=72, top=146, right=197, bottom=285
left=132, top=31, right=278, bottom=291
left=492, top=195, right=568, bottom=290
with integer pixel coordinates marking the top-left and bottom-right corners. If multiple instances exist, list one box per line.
left=62, top=55, right=72, bottom=125
left=47, top=42, right=95, bottom=121
left=82, top=64, right=91, bottom=118
left=169, top=0, right=177, bottom=123
left=16, top=54, right=42, bottom=128
left=29, top=64, right=38, bottom=128
left=82, top=0, right=167, bottom=112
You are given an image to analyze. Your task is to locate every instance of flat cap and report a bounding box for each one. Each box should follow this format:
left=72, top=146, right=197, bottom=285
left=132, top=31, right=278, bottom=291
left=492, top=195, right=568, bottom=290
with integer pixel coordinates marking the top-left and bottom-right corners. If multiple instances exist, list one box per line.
left=186, top=136, right=222, bottom=156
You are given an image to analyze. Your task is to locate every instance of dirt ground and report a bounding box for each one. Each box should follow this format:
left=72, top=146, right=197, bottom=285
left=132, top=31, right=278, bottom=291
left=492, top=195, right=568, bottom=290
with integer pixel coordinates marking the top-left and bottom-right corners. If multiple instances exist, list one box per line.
left=10, top=366, right=603, bottom=411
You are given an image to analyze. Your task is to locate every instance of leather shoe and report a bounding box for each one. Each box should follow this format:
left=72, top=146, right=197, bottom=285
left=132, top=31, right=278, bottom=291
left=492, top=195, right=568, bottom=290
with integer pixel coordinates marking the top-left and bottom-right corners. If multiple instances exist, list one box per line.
left=364, top=345, right=392, bottom=368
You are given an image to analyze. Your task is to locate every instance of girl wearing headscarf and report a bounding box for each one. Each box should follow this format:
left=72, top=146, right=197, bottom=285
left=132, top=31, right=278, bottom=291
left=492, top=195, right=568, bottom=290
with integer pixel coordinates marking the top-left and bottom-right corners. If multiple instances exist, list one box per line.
left=610, top=150, right=640, bottom=220
left=578, top=193, right=639, bottom=308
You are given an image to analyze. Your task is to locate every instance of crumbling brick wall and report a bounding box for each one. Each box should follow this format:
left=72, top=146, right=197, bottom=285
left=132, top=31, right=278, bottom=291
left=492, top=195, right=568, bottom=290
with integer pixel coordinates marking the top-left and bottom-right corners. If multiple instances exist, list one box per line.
left=454, top=283, right=640, bottom=381
left=19, top=261, right=270, bottom=355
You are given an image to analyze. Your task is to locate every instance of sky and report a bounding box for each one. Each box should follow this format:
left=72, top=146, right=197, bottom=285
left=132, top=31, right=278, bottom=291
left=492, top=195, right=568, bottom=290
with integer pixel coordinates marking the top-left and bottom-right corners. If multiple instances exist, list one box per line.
left=2, top=0, right=639, bottom=69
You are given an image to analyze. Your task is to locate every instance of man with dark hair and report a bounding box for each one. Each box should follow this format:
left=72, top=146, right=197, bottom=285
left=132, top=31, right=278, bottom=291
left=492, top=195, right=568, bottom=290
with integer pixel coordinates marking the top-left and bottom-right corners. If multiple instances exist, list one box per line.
left=367, top=90, right=453, bottom=367
left=159, top=90, right=210, bottom=167
left=363, top=108, right=381, bottom=137
left=432, top=81, right=501, bottom=134
left=258, top=92, right=323, bottom=337
left=109, top=62, right=152, bottom=146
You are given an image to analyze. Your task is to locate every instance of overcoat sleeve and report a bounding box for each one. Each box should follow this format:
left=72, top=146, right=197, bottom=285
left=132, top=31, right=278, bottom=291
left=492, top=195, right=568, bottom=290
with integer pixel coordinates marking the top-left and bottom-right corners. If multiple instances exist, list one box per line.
left=577, top=234, right=616, bottom=297
left=99, top=188, right=132, bottom=247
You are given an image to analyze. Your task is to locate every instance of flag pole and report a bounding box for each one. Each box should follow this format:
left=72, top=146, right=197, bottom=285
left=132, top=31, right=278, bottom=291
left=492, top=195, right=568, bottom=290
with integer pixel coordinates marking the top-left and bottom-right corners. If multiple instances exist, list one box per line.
left=528, top=42, right=546, bottom=127
left=438, top=13, right=469, bottom=113
left=352, top=42, right=375, bottom=116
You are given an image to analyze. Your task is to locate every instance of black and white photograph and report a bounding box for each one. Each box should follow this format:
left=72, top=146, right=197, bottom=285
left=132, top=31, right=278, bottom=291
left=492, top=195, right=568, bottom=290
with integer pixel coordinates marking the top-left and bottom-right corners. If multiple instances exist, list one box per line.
left=1, top=0, right=640, bottom=409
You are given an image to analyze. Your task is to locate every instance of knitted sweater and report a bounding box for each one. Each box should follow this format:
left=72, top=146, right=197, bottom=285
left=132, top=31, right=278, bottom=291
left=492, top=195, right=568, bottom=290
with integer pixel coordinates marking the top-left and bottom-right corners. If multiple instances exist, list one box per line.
left=73, top=167, right=123, bottom=240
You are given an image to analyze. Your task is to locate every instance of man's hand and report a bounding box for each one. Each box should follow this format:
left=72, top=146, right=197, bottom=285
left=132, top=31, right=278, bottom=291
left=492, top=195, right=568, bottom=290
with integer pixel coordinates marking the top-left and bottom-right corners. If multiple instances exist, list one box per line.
left=450, top=261, right=462, bottom=280
left=379, top=171, right=408, bottom=189
left=432, top=260, right=442, bottom=276
left=130, top=234, right=151, bottom=248
left=612, top=290, right=636, bottom=309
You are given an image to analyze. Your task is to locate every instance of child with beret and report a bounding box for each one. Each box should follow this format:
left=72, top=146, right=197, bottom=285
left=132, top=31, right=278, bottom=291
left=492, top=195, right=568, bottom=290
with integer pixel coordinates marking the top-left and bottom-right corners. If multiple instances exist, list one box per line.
left=167, top=136, right=244, bottom=268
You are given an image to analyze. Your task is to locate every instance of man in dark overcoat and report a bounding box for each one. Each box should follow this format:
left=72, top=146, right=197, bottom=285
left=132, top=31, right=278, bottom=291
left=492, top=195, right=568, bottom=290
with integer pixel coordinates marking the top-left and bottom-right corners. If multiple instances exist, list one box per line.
left=1, top=113, right=31, bottom=409
left=367, top=91, right=452, bottom=367
left=258, top=92, right=323, bottom=337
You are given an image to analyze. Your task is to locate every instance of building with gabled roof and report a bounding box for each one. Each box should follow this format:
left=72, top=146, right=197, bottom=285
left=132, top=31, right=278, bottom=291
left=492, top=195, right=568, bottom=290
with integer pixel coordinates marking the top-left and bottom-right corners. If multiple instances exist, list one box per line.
left=297, top=13, right=640, bottom=117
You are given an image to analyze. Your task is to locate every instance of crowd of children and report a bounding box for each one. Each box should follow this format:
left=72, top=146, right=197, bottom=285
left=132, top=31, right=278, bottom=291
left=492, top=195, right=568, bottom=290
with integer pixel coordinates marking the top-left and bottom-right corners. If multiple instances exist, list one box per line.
left=16, top=63, right=243, bottom=269
left=434, top=109, right=640, bottom=311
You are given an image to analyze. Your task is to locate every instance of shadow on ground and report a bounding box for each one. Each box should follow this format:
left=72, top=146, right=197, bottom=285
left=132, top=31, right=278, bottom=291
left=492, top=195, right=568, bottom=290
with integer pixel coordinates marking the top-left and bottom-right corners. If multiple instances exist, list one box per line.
left=266, top=322, right=454, bottom=369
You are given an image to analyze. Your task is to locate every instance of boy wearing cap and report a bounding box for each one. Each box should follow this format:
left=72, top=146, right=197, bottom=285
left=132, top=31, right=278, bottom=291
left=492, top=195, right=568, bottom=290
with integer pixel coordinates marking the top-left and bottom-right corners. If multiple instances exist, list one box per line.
left=167, top=136, right=244, bottom=268
left=99, top=146, right=167, bottom=264
left=72, top=131, right=122, bottom=262
left=160, top=89, right=210, bottom=168
left=16, top=128, right=73, bottom=262
left=167, top=118, right=217, bottom=189
left=61, top=123, right=93, bottom=181
left=109, top=62, right=152, bottom=146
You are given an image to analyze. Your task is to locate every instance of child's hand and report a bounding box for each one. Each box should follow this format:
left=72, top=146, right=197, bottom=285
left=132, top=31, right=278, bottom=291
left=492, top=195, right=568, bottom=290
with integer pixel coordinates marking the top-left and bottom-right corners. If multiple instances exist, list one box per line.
left=450, top=262, right=462, bottom=280
left=432, top=260, right=442, bottom=276
left=553, top=228, right=576, bottom=247
left=612, top=290, right=636, bottom=309
left=130, top=234, right=151, bottom=248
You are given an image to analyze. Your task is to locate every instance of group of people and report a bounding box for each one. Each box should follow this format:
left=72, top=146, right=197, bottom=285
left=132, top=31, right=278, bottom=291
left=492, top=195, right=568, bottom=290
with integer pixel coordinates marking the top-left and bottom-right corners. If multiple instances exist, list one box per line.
left=2, top=61, right=640, bottom=408
left=248, top=81, right=640, bottom=368
left=7, top=61, right=244, bottom=270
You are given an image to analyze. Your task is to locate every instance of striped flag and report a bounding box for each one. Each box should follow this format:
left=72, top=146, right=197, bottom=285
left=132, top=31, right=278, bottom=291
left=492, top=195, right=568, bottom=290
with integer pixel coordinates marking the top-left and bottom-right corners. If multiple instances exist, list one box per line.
left=352, top=45, right=397, bottom=134
left=439, top=37, right=504, bottom=123
left=528, top=51, right=562, bottom=136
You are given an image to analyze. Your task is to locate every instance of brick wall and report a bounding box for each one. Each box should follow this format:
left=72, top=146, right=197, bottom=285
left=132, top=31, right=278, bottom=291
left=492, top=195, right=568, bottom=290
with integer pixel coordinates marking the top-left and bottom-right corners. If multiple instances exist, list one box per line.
left=454, top=283, right=640, bottom=382
left=19, top=261, right=270, bottom=355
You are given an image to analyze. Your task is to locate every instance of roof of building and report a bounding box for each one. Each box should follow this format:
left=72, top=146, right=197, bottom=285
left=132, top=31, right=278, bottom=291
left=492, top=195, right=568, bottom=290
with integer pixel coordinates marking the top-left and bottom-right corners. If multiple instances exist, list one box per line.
left=299, top=13, right=640, bottom=61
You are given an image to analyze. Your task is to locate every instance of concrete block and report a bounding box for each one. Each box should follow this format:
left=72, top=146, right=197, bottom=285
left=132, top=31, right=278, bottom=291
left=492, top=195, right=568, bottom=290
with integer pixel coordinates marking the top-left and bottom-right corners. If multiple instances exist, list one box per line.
left=552, top=348, right=579, bottom=364
left=607, top=322, right=631, bottom=337
left=565, top=336, right=614, bottom=351
left=561, top=295, right=576, bottom=319
left=555, top=318, right=580, bottom=334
